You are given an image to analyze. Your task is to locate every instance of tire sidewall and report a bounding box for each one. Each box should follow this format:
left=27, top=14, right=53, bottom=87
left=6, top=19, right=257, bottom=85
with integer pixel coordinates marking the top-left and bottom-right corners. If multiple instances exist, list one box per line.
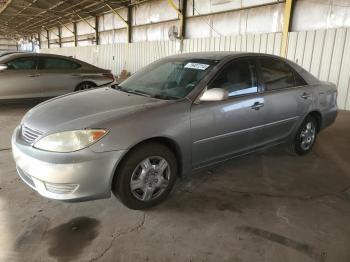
left=294, top=116, right=317, bottom=155
left=115, top=142, right=177, bottom=210
left=76, top=82, right=95, bottom=91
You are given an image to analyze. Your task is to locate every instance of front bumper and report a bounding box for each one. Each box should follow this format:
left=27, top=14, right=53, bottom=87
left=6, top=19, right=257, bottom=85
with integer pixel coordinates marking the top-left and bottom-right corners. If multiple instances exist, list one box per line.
left=11, top=126, right=125, bottom=201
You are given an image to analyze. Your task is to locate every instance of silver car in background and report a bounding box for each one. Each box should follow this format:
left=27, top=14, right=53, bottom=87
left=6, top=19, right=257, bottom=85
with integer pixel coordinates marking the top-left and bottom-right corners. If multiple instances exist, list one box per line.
left=12, top=52, right=338, bottom=210
left=0, top=51, right=25, bottom=58
left=0, top=53, right=114, bottom=100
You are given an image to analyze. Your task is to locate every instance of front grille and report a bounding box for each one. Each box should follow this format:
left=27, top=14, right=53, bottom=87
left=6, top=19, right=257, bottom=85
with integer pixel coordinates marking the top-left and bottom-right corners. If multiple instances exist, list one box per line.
left=21, top=125, right=43, bottom=144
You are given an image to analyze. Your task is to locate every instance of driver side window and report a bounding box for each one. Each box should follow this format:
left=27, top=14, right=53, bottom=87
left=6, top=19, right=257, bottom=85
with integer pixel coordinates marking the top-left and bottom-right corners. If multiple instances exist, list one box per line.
left=210, top=59, right=258, bottom=97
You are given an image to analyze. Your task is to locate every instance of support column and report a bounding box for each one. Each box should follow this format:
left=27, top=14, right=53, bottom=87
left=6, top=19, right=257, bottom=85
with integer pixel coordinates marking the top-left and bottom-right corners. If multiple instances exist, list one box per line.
left=127, top=6, right=132, bottom=43
left=38, top=32, right=41, bottom=49
left=47, top=30, right=50, bottom=49
left=73, top=22, right=78, bottom=47
left=180, top=0, right=187, bottom=39
left=280, top=0, right=295, bottom=57
left=95, top=16, right=99, bottom=45
left=58, top=27, right=62, bottom=47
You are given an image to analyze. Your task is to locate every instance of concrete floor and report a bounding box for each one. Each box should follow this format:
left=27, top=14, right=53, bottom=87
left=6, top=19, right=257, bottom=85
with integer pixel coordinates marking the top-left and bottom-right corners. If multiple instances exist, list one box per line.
left=1, top=103, right=350, bottom=262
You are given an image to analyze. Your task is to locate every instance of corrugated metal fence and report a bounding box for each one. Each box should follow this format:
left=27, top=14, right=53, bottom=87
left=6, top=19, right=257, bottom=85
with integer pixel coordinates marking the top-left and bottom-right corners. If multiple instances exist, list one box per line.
left=42, top=27, right=350, bottom=110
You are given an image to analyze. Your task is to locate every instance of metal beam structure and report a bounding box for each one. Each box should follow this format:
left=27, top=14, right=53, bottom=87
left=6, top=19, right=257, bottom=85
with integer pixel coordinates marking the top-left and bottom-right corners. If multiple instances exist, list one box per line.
left=0, top=0, right=135, bottom=37
left=280, top=0, right=295, bottom=57
left=58, top=20, right=74, bottom=35
left=103, top=1, right=132, bottom=43
left=104, top=2, right=128, bottom=26
left=167, top=0, right=186, bottom=40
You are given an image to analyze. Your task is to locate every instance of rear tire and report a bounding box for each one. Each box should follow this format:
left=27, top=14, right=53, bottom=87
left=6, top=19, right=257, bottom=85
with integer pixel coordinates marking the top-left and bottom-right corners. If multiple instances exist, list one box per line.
left=113, top=142, right=177, bottom=210
left=75, top=82, right=96, bottom=91
left=291, top=115, right=318, bottom=155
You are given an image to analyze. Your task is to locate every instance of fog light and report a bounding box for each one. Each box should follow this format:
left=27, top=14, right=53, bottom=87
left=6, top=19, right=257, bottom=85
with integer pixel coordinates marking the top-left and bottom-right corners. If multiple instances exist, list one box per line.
left=45, top=182, right=78, bottom=194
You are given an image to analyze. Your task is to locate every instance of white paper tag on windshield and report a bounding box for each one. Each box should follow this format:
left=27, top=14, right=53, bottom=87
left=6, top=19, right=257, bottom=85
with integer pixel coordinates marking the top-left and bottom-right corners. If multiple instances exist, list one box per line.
left=184, top=63, right=210, bottom=70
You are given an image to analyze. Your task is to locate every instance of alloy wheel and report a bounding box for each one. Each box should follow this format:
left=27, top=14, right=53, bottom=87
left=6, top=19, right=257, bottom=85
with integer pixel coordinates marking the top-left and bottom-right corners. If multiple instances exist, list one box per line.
left=130, top=156, right=171, bottom=202
left=300, top=122, right=316, bottom=151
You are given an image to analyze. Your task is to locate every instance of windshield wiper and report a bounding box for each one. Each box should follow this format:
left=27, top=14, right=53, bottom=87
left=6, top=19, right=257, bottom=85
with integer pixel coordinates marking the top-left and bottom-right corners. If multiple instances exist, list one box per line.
left=132, top=89, right=152, bottom=97
left=113, top=86, right=151, bottom=97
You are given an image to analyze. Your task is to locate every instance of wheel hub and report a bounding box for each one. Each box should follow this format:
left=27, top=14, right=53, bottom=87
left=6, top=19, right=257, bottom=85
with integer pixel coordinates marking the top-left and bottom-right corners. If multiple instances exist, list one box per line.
left=130, top=156, right=171, bottom=202
left=300, top=122, right=316, bottom=150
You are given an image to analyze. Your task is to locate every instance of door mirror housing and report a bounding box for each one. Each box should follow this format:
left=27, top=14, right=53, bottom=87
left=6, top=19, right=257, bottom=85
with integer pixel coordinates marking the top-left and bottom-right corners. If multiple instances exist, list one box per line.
left=0, top=64, right=8, bottom=71
left=199, top=88, right=229, bottom=102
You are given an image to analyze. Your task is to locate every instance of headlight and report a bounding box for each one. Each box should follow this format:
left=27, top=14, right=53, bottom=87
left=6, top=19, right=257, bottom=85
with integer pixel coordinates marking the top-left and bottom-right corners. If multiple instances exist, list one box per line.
left=34, top=129, right=108, bottom=153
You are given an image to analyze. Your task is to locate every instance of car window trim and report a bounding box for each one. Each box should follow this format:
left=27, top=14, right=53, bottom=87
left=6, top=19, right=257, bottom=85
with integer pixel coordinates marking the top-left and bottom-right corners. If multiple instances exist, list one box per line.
left=206, top=56, right=262, bottom=100
left=257, top=57, right=308, bottom=93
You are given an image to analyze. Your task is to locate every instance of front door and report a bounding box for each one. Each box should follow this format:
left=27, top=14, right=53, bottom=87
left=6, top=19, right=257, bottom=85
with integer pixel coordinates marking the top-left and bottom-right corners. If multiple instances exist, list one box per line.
left=191, top=58, right=266, bottom=168
left=0, top=56, right=40, bottom=99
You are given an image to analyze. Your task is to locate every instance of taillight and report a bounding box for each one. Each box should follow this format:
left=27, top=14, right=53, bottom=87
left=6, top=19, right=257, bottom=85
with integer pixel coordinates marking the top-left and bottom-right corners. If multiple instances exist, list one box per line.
left=103, top=72, right=115, bottom=81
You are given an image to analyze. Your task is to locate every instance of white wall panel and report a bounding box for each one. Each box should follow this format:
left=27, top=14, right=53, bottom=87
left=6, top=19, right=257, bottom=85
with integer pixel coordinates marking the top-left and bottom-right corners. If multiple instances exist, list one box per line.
left=287, top=28, right=350, bottom=109
left=293, top=0, right=350, bottom=31
left=61, top=24, right=74, bottom=38
left=133, top=0, right=178, bottom=25
left=186, top=3, right=283, bottom=38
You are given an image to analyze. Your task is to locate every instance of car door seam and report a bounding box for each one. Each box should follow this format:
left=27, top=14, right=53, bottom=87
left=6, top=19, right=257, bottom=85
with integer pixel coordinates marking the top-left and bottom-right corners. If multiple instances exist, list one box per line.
left=193, top=116, right=299, bottom=144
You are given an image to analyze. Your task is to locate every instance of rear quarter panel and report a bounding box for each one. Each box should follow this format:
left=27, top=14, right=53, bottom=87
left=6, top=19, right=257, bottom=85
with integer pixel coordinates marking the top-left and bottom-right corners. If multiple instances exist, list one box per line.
left=310, top=82, right=338, bottom=129
left=79, top=67, right=113, bottom=86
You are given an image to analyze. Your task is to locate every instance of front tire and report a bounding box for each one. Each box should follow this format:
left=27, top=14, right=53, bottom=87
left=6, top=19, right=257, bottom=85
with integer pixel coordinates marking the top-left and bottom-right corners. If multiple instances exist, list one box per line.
left=113, top=142, right=177, bottom=210
left=292, top=115, right=318, bottom=155
left=75, top=82, right=96, bottom=91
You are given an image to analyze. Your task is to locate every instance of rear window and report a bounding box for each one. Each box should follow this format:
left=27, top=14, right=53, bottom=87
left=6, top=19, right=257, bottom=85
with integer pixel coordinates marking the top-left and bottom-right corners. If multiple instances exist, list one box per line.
left=39, top=57, right=81, bottom=70
left=260, top=58, right=306, bottom=91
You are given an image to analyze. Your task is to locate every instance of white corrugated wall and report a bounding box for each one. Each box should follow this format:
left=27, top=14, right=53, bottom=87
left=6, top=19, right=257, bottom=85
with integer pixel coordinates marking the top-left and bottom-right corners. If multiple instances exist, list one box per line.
left=42, top=27, right=350, bottom=110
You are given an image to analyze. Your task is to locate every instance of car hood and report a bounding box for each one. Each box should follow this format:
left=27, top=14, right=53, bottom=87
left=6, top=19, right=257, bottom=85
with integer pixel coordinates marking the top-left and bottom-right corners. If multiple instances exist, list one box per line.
left=22, top=88, right=168, bottom=133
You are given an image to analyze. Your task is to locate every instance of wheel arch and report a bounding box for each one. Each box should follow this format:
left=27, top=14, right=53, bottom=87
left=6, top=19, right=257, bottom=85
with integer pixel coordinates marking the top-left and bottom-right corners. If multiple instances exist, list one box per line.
left=75, top=81, right=97, bottom=91
left=111, top=136, right=184, bottom=190
left=308, top=110, right=322, bottom=132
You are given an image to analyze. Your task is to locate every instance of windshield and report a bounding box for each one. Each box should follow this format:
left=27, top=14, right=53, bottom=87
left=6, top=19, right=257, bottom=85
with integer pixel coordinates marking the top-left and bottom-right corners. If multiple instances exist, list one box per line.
left=118, top=58, right=218, bottom=100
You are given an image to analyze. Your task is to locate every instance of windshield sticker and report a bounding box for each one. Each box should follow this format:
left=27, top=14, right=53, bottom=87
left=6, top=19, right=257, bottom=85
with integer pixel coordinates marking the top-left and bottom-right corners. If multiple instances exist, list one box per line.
left=184, top=63, right=210, bottom=70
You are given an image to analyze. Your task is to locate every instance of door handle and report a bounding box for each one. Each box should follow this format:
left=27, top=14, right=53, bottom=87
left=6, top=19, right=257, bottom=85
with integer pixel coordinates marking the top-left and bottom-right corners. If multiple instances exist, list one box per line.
left=251, top=102, right=264, bottom=110
left=301, top=92, right=311, bottom=99
left=27, top=74, right=40, bottom=77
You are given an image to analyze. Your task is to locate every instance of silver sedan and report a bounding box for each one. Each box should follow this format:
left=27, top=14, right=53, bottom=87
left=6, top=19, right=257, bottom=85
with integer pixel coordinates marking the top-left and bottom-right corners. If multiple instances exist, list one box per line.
left=0, top=53, right=114, bottom=100
left=12, top=52, right=338, bottom=210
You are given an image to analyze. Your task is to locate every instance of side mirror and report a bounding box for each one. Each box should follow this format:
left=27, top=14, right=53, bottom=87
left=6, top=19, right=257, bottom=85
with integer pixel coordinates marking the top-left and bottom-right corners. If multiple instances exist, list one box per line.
left=199, top=88, right=229, bottom=102
left=0, top=64, right=8, bottom=71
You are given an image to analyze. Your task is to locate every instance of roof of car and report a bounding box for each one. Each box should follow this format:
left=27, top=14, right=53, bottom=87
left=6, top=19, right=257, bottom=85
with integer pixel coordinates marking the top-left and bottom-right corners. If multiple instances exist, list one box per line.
left=1, top=52, right=70, bottom=59
left=164, top=51, right=283, bottom=61
left=0, top=52, right=88, bottom=65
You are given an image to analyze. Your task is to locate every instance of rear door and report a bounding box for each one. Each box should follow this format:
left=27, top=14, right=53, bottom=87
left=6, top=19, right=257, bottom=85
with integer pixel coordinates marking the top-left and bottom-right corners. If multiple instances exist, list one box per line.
left=191, top=57, right=268, bottom=168
left=37, top=56, right=83, bottom=97
left=257, top=57, right=312, bottom=145
left=0, top=56, right=40, bottom=99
